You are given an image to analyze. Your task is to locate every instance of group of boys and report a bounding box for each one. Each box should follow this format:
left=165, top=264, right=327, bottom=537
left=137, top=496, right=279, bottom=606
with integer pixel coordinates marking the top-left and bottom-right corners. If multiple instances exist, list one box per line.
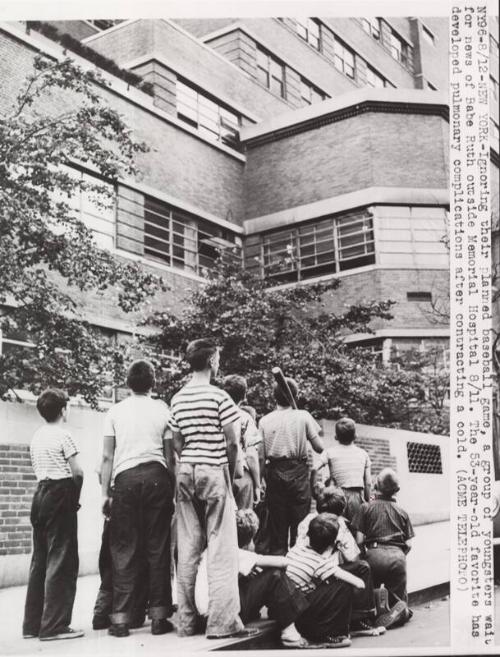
left=21, top=337, right=414, bottom=648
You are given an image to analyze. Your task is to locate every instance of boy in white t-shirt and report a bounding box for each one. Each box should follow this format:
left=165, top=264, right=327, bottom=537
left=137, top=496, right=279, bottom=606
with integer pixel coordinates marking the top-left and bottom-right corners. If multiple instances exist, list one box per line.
left=101, top=360, right=175, bottom=638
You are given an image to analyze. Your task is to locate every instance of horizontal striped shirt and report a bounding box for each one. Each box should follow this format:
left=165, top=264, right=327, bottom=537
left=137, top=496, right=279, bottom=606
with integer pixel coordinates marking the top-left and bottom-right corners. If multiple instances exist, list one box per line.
left=30, top=424, right=78, bottom=481
left=169, top=384, right=240, bottom=466
left=319, top=443, right=371, bottom=488
left=286, top=544, right=342, bottom=593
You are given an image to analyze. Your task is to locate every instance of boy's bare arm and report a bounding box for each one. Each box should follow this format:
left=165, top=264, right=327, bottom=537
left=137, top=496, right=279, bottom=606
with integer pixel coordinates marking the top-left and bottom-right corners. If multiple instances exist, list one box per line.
left=334, top=568, right=365, bottom=589
left=254, top=554, right=289, bottom=568
left=223, top=420, right=239, bottom=483
left=363, top=460, right=371, bottom=502
left=101, top=435, right=115, bottom=517
left=67, top=454, right=83, bottom=502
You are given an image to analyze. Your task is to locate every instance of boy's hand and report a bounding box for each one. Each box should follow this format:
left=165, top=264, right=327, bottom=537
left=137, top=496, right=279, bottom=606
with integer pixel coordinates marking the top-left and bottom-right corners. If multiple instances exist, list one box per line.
left=102, top=496, right=112, bottom=519
left=354, top=578, right=365, bottom=589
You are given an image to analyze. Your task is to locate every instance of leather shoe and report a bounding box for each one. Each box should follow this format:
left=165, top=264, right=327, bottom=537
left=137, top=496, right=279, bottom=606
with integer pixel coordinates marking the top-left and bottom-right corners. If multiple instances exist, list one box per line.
left=151, top=619, right=174, bottom=635
left=108, top=624, right=129, bottom=638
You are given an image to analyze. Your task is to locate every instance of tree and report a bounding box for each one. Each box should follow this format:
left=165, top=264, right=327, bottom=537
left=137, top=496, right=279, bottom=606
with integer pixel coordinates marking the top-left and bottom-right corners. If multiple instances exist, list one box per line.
left=144, top=257, right=393, bottom=418
left=0, top=54, right=164, bottom=405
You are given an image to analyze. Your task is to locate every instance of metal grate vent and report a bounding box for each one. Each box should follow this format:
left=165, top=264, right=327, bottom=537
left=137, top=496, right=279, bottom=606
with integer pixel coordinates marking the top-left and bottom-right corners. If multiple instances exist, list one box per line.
left=407, top=442, right=442, bottom=474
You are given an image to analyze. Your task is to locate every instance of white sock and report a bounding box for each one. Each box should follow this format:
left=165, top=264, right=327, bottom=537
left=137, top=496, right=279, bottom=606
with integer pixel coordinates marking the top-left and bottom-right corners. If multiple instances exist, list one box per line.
left=281, top=623, right=302, bottom=641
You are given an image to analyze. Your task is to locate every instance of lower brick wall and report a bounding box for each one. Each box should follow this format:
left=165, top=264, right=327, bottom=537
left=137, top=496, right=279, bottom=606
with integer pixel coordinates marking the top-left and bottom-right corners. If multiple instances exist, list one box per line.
left=356, top=436, right=398, bottom=476
left=0, top=445, right=36, bottom=557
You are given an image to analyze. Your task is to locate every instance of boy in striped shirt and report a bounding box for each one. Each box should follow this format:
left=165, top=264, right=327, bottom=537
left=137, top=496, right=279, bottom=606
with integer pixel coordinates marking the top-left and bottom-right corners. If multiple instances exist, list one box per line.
left=169, top=338, right=257, bottom=640
left=286, top=513, right=364, bottom=646
left=22, top=389, right=84, bottom=642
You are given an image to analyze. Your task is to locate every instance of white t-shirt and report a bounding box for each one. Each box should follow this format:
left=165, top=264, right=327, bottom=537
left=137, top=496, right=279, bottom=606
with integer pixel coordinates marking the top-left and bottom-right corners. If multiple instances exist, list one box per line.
left=296, top=512, right=360, bottom=562
left=195, top=549, right=257, bottom=617
left=103, top=394, right=171, bottom=479
left=319, top=443, right=370, bottom=488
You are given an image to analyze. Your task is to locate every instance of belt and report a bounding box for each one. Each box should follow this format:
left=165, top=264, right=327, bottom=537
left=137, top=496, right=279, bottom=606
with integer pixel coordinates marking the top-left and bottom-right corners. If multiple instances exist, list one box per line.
left=366, top=541, right=403, bottom=550
left=38, top=477, right=72, bottom=487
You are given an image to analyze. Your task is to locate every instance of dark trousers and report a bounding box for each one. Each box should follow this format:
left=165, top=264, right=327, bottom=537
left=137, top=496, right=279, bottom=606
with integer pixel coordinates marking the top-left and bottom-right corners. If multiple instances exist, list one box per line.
left=365, top=545, right=408, bottom=602
left=341, top=560, right=376, bottom=620
left=110, top=462, right=174, bottom=624
left=23, top=478, right=79, bottom=638
left=239, top=568, right=309, bottom=629
left=92, top=520, right=149, bottom=622
left=295, top=580, right=353, bottom=642
left=266, top=459, right=310, bottom=555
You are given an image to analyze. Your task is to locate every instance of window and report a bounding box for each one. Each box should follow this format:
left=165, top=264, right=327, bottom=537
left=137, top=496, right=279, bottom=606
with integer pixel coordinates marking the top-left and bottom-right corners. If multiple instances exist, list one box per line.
left=361, top=17, right=381, bottom=40
left=86, top=20, right=123, bottom=31
left=422, top=25, right=435, bottom=46
left=261, top=211, right=375, bottom=283
left=366, top=66, right=387, bottom=88
left=52, top=167, right=115, bottom=250
left=142, top=195, right=241, bottom=275
left=300, top=78, right=327, bottom=105
left=388, top=30, right=412, bottom=68
left=490, top=75, right=499, bottom=101
left=256, top=47, right=285, bottom=97
left=333, top=38, right=355, bottom=79
left=295, top=17, right=321, bottom=50
left=176, top=80, right=240, bottom=148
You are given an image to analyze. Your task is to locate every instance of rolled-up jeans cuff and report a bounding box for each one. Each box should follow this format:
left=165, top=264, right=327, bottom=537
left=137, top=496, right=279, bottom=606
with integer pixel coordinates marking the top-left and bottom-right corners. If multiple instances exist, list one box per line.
left=148, top=605, right=169, bottom=620
left=110, top=612, right=129, bottom=625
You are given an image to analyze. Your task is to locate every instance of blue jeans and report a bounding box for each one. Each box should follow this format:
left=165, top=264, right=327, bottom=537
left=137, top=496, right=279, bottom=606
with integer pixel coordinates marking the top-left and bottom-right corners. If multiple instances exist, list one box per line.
left=176, top=463, right=243, bottom=637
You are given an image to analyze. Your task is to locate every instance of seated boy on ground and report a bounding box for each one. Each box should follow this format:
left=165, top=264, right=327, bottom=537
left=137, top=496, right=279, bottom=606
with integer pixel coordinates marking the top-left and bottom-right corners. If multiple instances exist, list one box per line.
left=352, top=468, right=414, bottom=606
left=195, top=509, right=311, bottom=648
left=285, top=514, right=367, bottom=647
left=295, top=487, right=384, bottom=637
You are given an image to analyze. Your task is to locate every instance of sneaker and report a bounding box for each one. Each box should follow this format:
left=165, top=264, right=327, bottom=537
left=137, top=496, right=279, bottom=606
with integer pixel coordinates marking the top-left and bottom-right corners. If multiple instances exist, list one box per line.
left=39, top=628, right=84, bottom=641
left=151, top=619, right=174, bottom=635
left=281, top=636, right=310, bottom=648
left=207, top=627, right=260, bottom=639
left=22, top=633, right=38, bottom=639
left=350, top=618, right=386, bottom=637
left=376, top=600, right=411, bottom=629
left=310, top=635, right=352, bottom=649
left=108, top=623, right=129, bottom=638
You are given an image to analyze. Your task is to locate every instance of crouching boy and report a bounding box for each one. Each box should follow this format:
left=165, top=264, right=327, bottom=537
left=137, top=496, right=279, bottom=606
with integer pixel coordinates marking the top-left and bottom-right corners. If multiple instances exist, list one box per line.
left=22, top=389, right=84, bottom=641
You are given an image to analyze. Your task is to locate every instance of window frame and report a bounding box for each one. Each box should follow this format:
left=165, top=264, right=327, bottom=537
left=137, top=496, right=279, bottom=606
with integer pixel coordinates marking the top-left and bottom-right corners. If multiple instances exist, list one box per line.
left=175, top=79, right=241, bottom=148
left=295, top=17, right=321, bottom=50
left=333, top=37, right=356, bottom=79
left=261, top=212, right=376, bottom=283
left=256, top=46, right=285, bottom=98
left=361, top=17, right=381, bottom=41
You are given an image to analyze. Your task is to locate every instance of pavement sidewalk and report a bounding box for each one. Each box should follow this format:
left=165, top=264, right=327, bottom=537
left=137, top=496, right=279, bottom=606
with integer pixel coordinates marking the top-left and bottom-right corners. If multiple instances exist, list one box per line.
left=0, top=573, right=484, bottom=656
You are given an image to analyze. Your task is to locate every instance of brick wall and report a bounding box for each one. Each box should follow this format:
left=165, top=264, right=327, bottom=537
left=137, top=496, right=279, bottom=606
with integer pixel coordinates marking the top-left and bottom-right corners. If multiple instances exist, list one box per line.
left=243, top=110, right=448, bottom=219
left=0, top=445, right=36, bottom=557
left=356, top=436, right=398, bottom=475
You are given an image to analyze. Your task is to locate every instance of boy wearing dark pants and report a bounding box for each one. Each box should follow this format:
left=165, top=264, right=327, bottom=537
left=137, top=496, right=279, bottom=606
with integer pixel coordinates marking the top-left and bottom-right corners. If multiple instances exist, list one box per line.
left=286, top=514, right=364, bottom=647
left=101, top=360, right=175, bottom=638
left=352, top=468, right=414, bottom=605
left=22, top=389, right=84, bottom=641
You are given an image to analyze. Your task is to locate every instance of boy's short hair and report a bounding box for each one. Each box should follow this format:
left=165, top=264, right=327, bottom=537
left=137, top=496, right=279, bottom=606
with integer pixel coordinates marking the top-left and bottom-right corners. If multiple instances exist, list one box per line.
left=376, top=468, right=400, bottom=497
left=185, top=339, right=217, bottom=371
left=236, top=509, right=260, bottom=548
left=307, top=513, right=339, bottom=553
left=335, top=417, right=356, bottom=445
left=274, top=377, right=298, bottom=407
left=223, top=375, right=247, bottom=404
left=127, top=359, right=155, bottom=393
left=317, top=486, right=347, bottom=516
left=37, top=389, right=69, bottom=423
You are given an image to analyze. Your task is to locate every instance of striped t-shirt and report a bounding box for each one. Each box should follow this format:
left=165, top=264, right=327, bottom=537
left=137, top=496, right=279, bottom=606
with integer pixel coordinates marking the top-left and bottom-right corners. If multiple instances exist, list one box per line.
left=286, top=544, right=342, bottom=593
left=30, top=424, right=79, bottom=481
left=319, top=443, right=371, bottom=488
left=169, top=384, right=240, bottom=466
